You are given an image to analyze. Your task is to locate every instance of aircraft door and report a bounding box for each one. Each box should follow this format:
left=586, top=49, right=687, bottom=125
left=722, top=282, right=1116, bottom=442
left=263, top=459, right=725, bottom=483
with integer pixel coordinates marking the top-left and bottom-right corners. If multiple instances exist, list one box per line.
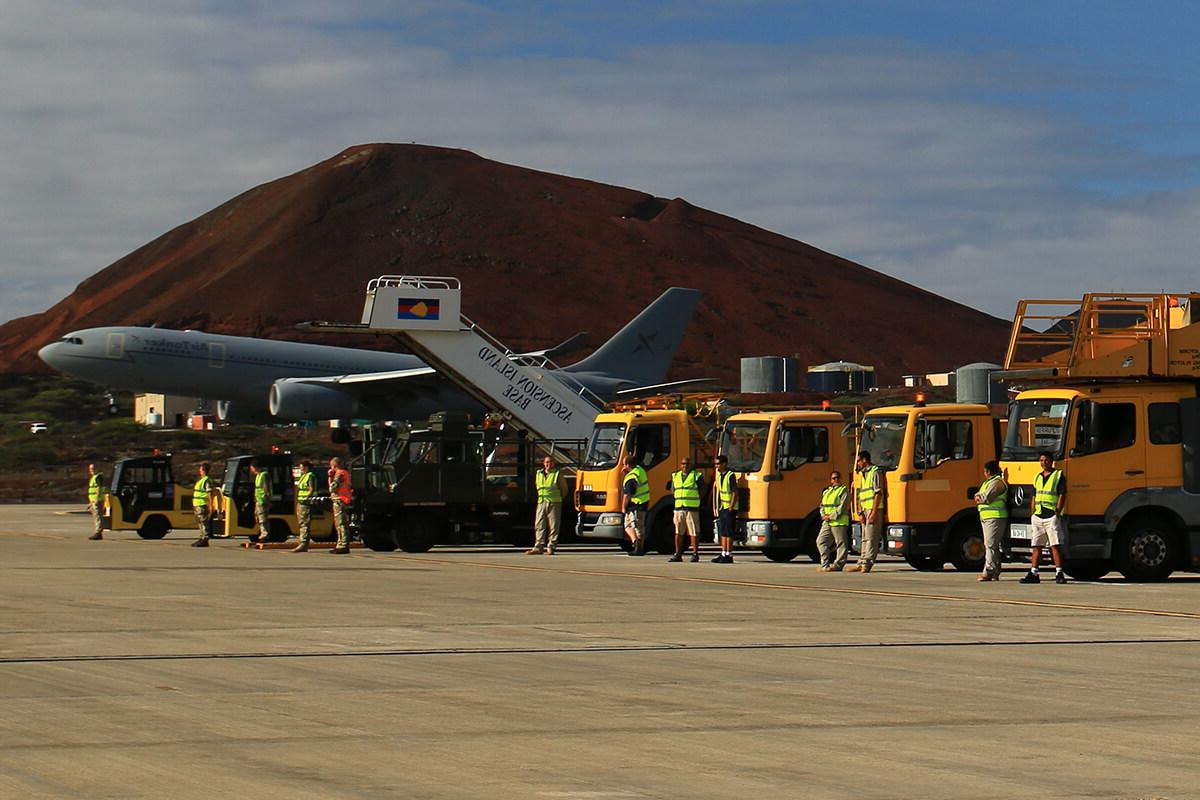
left=105, top=332, right=125, bottom=359
left=208, top=342, right=225, bottom=368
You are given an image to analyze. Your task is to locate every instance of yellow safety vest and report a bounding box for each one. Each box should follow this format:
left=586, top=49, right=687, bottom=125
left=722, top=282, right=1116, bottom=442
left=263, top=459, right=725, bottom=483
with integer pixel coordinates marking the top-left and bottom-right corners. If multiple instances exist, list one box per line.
left=192, top=475, right=211, bottom=509
left=821, top=484, right=849, bottom=526
left=536, top=469, right=562, bottom=503
left=1033, top=469, right=1063, bottom=516
left=88, top=473, right=103, bottom=503
left=977, top=475, right=1008, bottom=520
left=254, top=471, right=269, bottom=505
left=624, top=465, right=650, bottom=506
left=716, top=470, right=738, bottom=511
left=671, top=470, right=702, bottom=509
left=296, top=471, right=314, bottom=503
left=857, top=465, right=881, bottom=511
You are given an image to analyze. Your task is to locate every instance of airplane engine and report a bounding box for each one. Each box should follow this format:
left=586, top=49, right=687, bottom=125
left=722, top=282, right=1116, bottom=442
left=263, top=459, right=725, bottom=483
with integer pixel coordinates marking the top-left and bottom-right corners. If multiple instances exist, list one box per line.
left=269, top=381, right=359, bottom=421
left=216, top=400, right=274, bottom=425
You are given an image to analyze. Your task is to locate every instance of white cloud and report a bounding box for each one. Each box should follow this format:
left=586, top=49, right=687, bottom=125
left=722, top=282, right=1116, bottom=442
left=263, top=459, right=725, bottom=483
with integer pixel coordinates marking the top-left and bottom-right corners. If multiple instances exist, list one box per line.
left=1, top=2, right=1197, bottom=327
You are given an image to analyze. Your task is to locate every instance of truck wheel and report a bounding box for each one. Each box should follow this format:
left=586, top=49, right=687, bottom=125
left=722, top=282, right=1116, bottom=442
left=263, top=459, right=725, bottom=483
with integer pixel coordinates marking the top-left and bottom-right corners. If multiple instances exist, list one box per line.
left=763, top=546, right=801, bottom=563
left=397, top=515, right=438, bottom=553
left=137, top=516, right=169, bottom=540
left=1115, top=515, right=1176, bottom=581
left=904, top=555, right=944, bottom=571
left=650, top=513, right=676, bottom=555
left=360, top=526, right=397, bottom=552
left=804, top=533, right=821, bottom=563
left=1062, top=559, right=1109, bottom=581
left=947, top=523, right=985, bottom=572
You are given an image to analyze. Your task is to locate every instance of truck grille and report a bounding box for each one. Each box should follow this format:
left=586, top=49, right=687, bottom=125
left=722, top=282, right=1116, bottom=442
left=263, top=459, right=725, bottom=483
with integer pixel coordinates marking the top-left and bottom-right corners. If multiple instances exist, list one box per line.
left=577, top=490, right=608, bottom=506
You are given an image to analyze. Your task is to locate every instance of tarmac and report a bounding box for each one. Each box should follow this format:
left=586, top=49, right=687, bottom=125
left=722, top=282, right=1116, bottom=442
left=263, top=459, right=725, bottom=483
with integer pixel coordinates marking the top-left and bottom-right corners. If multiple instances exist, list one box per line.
left=2, top=504, right=1198, bottom=800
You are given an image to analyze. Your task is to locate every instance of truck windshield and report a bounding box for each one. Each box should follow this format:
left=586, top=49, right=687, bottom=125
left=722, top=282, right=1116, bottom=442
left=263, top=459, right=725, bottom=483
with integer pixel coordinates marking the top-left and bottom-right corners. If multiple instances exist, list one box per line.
left=722, top=422, right=770, bottom=473
left=1003, top=397, right=1071, bottom=461
left=584, top=423, right=627, bottom=469
left=859, top=415, right=905, bottom=470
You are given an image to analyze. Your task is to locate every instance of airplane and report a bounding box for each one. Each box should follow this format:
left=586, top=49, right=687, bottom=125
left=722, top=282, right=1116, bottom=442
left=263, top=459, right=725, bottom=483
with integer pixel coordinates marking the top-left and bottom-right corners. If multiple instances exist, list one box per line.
left=38, top=287, right=704, bottom=424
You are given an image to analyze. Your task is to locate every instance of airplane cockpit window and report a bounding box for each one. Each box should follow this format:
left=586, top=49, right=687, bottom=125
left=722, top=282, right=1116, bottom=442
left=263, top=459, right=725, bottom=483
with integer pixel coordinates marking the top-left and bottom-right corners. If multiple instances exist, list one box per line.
left=60, top=337, right=84, bottom=345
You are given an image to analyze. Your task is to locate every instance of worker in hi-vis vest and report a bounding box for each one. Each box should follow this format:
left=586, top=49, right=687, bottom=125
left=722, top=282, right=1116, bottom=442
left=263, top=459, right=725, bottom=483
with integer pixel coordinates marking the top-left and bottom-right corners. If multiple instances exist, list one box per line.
left=666, top=456, right=706, bottom=563
left=528, top=456, right=567, bottom=555
left=328, top=456, right=353, bottom=554
left=86, top=463, right=106, bottom=541
left=190, top=462, right=218, bottom=548
left=250, top=460, right=272, bottom=544
left=291, top=459, right=316, bottom=552
left=1021, top=451, right=1067, bottom=584
left=622, top=452, right=650, bottom=556
left=817, top=469, right=851, bottom=572
left=974, top=460, right=1008, bottom=581
left=847, top=450, right=885, bottom=573
left=712, top=454, right=738, bottom=563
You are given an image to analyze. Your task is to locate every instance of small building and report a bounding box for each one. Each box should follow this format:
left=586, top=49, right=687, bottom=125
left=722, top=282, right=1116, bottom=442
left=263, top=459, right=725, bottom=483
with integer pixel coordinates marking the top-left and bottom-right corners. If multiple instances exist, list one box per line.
left=134, top=393, right=200, bottom=428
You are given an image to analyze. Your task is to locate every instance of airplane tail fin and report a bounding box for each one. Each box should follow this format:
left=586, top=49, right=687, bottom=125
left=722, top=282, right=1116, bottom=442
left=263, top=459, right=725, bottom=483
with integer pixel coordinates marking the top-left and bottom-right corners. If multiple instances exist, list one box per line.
left=565, top=287, right=702, bottom=387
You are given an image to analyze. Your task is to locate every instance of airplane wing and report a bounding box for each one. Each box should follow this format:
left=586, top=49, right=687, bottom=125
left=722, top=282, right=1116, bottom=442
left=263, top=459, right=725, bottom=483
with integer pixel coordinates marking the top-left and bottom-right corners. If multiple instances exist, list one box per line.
left=615, top=378, right=720, bottom=397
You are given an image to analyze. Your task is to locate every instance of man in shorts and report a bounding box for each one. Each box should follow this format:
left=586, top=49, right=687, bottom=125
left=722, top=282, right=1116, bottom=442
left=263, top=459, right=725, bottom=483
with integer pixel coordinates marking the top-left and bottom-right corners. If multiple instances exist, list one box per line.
left=1021, top=452, right=1066, bottom=584
left=666, top=456, right=705, bottom=563
left=622, top=453, right=649, bottom=556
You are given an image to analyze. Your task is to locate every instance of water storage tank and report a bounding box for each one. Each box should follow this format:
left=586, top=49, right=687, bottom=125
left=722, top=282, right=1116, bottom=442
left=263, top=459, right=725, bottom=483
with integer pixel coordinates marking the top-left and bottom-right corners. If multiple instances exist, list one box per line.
left=806, top=361, right=876, bottom=393
left=145, top=412, right=163, bottom=427
left=955, top=362, right=1004, bottom=404
left=740, top=357, right=798, bottom=393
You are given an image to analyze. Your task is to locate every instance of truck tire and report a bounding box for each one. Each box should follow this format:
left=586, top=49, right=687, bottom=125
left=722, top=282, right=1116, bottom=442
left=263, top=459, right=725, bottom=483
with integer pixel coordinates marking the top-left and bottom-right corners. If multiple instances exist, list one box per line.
left=265, top=519, right=291, bottom=543
left=650, top=512, right=676, bottom=555
left=360, top=525, right=397, bottom=552
left=763, top=546, right=801, bottom=563
left=397, top=514, right=438, bottom=553
left=804, top=531, right=821, bottom=563
left=137, top=515, right=169, bottom=540
left=947, top=522, right=985, bottom=572
left=904, top=554, right=944, bottom=571
left=1062, top=558, right=1109, bottom=582
left=1114, top=515, right=1176, bottom=581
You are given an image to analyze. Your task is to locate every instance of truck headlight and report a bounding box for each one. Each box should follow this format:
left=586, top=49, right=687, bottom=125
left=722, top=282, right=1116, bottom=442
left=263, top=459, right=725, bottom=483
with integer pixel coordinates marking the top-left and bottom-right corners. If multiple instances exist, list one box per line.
left=599, top=513, right=622, bottom=526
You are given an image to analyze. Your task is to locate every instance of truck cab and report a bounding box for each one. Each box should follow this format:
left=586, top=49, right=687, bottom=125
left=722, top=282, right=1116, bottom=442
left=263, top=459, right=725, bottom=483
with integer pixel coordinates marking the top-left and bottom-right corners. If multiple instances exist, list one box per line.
left=575, top=407, right=714, bottom=554
left=856, top=402, right=1002, bottom=571
left=1001, top=382, right=1200, bottom=580
left=103, top=454, right=194, bottom=539
left=721, top=409, right=849, bottom=562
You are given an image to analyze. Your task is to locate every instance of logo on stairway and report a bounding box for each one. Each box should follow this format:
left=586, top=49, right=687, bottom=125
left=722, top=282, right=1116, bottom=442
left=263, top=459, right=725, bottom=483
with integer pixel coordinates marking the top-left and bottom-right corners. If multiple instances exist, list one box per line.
left=397, top=298, right=440, bottom=320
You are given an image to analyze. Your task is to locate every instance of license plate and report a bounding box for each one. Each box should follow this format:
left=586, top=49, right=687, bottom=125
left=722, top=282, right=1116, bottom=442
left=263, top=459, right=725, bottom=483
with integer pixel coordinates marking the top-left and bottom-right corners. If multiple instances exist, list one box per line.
left=1009, top=523, right=1031, bottom=540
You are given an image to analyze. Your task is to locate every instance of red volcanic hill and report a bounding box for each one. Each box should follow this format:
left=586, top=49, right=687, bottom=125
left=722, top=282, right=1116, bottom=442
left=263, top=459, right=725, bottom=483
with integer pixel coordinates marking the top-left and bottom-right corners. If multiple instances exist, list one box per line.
left=0, top=144, right=1011, bottom=385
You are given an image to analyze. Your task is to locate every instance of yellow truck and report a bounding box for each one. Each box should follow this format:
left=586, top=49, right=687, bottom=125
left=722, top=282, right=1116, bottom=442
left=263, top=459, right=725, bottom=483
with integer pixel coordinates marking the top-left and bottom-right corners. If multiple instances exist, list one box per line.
left=575, top=404, right=715, bottom=553
left=854, top=400, right=1003, bottom=571
left=720, top=409, right=850, bottom=561
left=999, top=293, right=1200, bottom=580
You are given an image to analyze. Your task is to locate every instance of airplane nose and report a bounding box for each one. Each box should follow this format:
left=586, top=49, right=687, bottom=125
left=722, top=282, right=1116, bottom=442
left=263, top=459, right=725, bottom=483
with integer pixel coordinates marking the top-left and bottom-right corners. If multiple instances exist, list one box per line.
left=37, top=342, right=63, bottom=367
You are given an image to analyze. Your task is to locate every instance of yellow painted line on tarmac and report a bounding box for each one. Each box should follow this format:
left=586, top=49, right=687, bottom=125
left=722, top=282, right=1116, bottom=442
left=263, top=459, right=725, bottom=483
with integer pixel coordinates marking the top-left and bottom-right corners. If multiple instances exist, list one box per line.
left=377, top=554, right=1200, bottom=621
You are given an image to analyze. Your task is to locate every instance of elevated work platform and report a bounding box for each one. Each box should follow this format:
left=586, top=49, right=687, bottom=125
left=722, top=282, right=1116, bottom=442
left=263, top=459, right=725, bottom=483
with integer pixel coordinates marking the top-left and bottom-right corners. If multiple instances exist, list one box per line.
left=316, top=276, right=603, bottom=453
left=1003, top=293, right=1200, bottom=380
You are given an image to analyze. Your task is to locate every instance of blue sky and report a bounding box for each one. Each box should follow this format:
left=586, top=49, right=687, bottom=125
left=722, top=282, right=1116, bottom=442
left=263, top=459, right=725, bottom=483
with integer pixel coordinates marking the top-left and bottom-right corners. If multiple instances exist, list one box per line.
left=2, top=1, right=1199, bottom=326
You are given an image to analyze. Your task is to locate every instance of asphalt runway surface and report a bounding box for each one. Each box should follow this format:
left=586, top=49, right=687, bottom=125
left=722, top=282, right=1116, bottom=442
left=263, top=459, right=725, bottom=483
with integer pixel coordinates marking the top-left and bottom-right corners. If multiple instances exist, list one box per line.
left=2, top=505, right=1198, bottom=799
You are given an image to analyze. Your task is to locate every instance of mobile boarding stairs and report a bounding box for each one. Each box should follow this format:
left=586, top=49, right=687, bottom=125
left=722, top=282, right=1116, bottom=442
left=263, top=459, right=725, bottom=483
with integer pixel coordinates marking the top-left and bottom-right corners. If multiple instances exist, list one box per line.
left=307, top=276, right=603, bottom=460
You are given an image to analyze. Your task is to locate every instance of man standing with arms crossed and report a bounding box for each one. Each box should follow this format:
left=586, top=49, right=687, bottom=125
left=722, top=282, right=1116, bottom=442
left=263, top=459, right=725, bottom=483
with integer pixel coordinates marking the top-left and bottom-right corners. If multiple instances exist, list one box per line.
left=622, top=452, right=649, bottom=556
left=190, top=462, right=218, bottom=548
left=291, top=460, right=316, bottom=552
left=816, top=470, right=850, bottom=572
left=666, top=456, right=705, bottom=563
left=1021, top=452, right=1067, bottom=584
left=974, top=460, right=1008, bottom=581
left=328, top=456, right=353, bottom=555
left=846, top=451, right=884, bottom=573
left=711, top=454, right=738, bottom=563
left=251, top=461, right=272, bottom=544
left=528, top=456, right=567, bottom=555
left=86, top=463, right=106, bottom=541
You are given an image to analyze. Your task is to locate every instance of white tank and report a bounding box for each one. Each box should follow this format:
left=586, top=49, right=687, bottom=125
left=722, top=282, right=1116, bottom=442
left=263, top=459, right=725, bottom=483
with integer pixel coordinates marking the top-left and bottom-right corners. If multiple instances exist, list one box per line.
left=955, top=362, right=1004, bottom=404
left=741, top=356, right=797, bottom=393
